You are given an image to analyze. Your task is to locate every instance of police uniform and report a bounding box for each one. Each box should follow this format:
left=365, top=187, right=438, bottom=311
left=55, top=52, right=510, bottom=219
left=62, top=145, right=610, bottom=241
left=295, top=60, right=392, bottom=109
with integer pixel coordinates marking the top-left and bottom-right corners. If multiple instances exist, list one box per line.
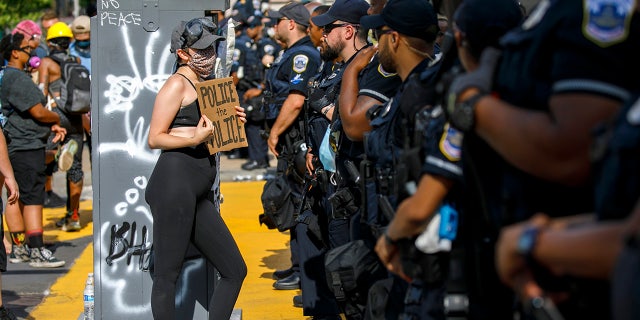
left=262, top=33, right=320, bottom=299
left=235, top=30, right=271, bottom=167
left=329, top=54, right=401, bottom=245
left=461, top=0, right=640, bottom=318
left=364, top=58, right=465, bottom=320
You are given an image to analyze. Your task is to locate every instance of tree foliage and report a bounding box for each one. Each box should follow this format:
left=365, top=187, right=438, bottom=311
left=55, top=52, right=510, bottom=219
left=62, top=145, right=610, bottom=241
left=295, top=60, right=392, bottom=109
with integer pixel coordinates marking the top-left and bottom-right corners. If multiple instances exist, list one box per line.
left=0, top=0, right=53, bottom=36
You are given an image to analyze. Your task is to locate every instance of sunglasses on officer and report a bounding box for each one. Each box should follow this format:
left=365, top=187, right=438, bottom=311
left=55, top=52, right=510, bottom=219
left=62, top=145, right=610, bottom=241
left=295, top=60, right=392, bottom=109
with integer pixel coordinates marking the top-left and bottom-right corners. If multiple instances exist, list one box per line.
left=181, top=17, right=216, bottom=49
left=322, top=23, right=352, bottom=35
left=373, top=28, right=394, bottom=42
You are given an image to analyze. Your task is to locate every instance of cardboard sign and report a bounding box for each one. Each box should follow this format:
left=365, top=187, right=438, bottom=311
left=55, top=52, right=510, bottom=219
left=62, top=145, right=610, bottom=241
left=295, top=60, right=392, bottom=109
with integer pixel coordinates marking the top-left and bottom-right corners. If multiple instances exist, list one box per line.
left=195, top=77, right=248, bottom=154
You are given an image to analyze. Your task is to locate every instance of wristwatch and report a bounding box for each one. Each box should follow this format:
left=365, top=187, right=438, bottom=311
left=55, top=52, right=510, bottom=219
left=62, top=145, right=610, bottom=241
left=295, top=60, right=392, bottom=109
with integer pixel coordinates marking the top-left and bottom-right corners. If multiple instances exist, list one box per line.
left=517, top=226, right=541, bottom=262
left=449, top=92, right=485, bottom=132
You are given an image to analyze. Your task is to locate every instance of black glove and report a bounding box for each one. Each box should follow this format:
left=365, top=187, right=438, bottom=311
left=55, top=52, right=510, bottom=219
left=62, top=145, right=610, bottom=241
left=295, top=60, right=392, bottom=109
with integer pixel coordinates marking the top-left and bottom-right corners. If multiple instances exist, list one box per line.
left=308, top=87, right=332, bottom=114
left=445, top=47, right=502, bottom=132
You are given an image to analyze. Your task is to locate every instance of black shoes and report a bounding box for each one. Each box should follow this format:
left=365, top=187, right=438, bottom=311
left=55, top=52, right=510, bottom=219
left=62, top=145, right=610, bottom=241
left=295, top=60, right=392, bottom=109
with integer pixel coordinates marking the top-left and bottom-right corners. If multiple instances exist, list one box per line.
left=241, top=160, right=269, bottom=171
left=273, top=267, right=295, bottom=280
left=44, top=191, right=66, bottom=208
left=273, top=273, right=300, bottom=290
left=0, top=305, right=17, bottom=320
left=293, top=294, right=303, bottom=308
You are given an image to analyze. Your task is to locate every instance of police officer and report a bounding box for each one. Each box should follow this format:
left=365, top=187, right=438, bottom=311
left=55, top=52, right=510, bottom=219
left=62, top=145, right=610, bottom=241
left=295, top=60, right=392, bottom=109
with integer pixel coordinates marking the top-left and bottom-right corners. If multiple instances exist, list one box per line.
left=358, top=1, right=462, bottom=318
left=446, top=0, right=640, bottom=318
left=250, top=1, right=321, bottom=296
left=235, top=14, right=273, bottom=170
left=317, top=0, right=401, bottom=251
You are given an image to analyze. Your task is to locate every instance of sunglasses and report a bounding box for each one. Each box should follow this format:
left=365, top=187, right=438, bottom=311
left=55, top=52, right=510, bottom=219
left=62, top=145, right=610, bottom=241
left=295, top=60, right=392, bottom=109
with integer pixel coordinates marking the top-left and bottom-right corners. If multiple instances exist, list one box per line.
left=373, top=28, right=394, bottom=42
left=277, top=17, right=290, bottom=24
left=322, top=23, right=350, bottom=35
left=17, top=46, right=33, bottom=55
left=181, top=17, right=217, bottom=49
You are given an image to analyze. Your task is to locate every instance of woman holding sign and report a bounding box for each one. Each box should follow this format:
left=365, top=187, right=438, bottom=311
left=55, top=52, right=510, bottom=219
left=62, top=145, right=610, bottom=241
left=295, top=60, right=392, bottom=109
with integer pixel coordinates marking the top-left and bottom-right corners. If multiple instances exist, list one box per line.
left=145, top=17, right=247, bottom=320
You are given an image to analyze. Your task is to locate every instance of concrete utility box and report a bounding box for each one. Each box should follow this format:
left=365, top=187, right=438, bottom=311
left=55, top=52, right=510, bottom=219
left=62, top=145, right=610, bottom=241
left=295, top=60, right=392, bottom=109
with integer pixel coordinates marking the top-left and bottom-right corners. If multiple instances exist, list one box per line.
left=92, top=0, right=229, bottom=319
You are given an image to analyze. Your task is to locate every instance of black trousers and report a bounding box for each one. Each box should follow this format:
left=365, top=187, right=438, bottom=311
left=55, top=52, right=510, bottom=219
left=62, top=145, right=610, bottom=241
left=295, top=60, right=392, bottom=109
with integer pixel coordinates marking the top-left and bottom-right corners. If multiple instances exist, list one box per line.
left=246, top=121, right=269, bottom=164
left=146, top=146, right=247, bottom=320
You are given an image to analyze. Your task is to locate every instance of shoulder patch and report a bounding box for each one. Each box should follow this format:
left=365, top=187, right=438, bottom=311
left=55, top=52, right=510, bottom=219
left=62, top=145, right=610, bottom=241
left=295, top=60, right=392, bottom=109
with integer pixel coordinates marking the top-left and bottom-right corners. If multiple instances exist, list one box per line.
left=628, top=96, right=640, bottom=125
left=293, top=54, right=309, bottom=73
left=583, top=0, right=634, bottom=47
left=263, top=44, right=275, bottom=55
left=233, top=48, right=241, bottom=61
left=439, top=123, right=463, bottom=161
left=377, top=64, right=397, bottom=78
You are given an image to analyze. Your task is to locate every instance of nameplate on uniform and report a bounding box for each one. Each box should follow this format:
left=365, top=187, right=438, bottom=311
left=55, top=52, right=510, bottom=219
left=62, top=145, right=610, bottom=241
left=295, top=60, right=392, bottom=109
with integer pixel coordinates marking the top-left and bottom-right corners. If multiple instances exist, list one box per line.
left=195, top=77, right=248, bottom=155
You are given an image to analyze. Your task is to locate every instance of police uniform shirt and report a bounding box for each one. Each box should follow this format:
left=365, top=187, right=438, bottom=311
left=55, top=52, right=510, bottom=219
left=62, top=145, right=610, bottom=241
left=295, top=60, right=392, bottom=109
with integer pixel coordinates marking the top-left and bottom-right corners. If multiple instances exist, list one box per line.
left=234, top=34, right=263, bottom=84
left=273, top=36, right=320, bottom=98
left=258, top=36, right=281, bottom=64
left=483, top=0, right=640, bottom=219
left=497, top=0, right=639, bottom=107
left=356, top=54, right=401, bottom=107
left=333, top=54, right=402, bottom=161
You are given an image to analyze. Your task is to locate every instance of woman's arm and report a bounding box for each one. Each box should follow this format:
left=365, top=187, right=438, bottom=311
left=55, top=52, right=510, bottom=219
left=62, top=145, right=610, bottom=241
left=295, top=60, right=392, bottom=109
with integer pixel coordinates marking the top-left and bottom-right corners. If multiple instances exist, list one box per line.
left=147, top=75, right=215, bottom=150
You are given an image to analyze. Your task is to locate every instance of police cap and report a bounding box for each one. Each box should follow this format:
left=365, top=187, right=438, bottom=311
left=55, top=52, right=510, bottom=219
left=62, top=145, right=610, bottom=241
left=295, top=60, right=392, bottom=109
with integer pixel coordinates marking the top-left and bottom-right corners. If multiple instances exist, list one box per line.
left=311, top=0, right=370, bottom=27
left=360, top=0, right=438, bottom=42
left=270, top=2, right=310, bottom=27
left=453, top=0, right=522, bottom=51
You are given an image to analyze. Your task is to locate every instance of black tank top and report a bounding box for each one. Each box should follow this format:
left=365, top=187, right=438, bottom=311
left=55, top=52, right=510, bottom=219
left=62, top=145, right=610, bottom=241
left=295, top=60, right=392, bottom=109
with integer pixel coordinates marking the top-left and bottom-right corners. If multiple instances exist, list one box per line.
left=169, top=73, right=201, bottom=128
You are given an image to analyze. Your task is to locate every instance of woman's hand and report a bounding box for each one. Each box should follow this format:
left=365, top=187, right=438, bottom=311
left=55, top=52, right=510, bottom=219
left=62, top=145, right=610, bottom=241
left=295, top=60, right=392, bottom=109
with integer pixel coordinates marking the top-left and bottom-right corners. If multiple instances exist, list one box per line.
left=235, top=105, right=247, bottom=123
left=193, top=115, right=215, bottom=145
left=50, top=124, right=67, bottom=143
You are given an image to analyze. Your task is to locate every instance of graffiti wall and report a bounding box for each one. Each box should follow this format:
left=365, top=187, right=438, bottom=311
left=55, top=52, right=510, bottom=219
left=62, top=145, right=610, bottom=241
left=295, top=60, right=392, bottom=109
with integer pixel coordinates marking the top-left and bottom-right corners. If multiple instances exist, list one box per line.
left=93, top=0, right=228, bottom=319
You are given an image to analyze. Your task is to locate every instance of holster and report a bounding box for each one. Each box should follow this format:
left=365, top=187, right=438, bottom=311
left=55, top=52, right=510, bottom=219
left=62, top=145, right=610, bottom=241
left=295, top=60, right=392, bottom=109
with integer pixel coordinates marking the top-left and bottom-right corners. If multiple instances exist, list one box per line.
left=328, top=187, right=359, bottom=220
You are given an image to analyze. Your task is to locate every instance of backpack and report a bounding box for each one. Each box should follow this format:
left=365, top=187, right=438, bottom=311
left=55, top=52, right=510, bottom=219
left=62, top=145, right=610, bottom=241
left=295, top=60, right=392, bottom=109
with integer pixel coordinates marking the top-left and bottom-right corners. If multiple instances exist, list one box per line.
left=51, top=55, right=91, bottom=114
left=259, top=175, right=299, bottom=232
left=324, top=240, right=388, bottom=319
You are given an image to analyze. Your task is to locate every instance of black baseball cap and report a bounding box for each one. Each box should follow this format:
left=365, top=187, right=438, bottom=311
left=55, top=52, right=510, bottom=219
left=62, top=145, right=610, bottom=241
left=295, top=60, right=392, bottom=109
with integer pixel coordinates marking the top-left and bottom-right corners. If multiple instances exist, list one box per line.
left=453, top=0, right=522, bottom=51
left=311, top=0, right=370, bottom=27
left=170, top=17, right=224, bottom=53
left=360, top=0, right=438, bottom=42
left=270, top=2, right=311, bottom=27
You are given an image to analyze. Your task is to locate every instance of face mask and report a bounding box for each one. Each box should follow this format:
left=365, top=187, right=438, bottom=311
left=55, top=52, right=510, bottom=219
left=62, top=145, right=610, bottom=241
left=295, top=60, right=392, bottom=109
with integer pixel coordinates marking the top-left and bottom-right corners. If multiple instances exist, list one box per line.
left=27, top=55, right=41, bottom=69
left=319, top=126, right=336, bottom=173
left=187, top=46, right=216, bottom=78
left=76, top=40, right=90, bottom=49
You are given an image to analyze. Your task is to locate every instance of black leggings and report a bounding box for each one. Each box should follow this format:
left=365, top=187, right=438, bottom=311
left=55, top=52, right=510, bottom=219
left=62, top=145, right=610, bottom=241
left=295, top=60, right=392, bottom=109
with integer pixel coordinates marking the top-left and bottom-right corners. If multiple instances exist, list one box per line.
left=145, top=146, right=247, bottom=320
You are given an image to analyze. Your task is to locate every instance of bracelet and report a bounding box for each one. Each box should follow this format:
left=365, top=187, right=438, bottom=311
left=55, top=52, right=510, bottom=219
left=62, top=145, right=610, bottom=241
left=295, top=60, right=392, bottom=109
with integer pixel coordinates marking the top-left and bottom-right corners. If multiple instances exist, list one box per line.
left=322, top=104, right=334, bottom=116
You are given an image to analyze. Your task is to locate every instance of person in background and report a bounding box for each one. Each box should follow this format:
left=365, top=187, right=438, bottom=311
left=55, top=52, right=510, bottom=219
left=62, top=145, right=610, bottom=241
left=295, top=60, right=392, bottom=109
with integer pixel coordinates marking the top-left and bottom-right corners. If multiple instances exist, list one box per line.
left=69, top=15, right=91, bottom=73
left=37, top=9, right=59, bottom=59
left=38, top=22, right=86, bottom=232
left=0, top=32, right=66, bottom=268
left=69, top=15, right=93, bottom=174
left=0, top=65, right=20, bottom=319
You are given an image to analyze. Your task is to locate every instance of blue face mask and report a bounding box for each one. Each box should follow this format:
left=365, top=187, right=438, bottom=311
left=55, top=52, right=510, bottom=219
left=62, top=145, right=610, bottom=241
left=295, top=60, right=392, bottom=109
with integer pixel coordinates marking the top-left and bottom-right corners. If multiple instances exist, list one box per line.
left=76, top=40, right=90, bottom=49
left=319, top=126, right=336, bottom=173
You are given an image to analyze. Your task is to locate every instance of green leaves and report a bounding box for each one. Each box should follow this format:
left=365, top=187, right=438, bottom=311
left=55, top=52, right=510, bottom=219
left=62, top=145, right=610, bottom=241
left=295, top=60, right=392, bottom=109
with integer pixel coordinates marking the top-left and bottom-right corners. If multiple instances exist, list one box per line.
left=0, top=0, right=52, bottom=34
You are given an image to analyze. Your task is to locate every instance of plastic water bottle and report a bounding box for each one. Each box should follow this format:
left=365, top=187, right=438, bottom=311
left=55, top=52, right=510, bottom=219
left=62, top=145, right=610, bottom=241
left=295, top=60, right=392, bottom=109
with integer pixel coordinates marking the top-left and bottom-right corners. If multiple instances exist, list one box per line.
left=83, top=273, right=95, bottom=320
